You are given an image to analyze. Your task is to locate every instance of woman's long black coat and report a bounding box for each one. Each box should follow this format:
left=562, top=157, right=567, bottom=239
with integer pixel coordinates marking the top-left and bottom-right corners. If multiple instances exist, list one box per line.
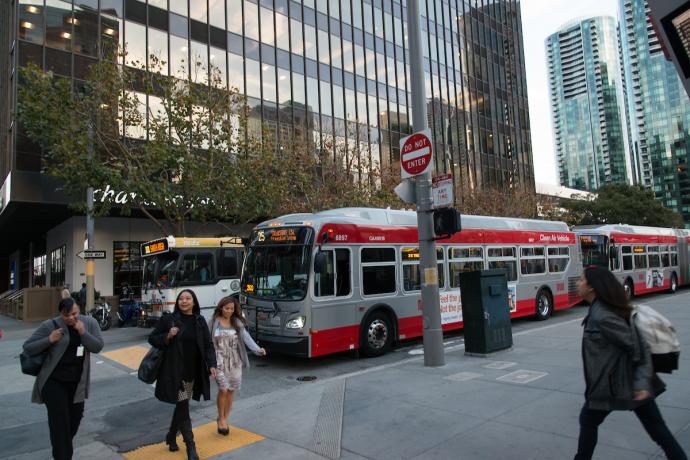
left=148, top=311, right=217, bottom=404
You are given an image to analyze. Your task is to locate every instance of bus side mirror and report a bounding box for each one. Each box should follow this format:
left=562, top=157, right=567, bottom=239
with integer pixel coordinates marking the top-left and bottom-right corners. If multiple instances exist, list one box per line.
left=320, top=231, right=329, bottom=245
left=610, top=247, right=618, bottom=259
left=314, top=252, right=327, bottom=274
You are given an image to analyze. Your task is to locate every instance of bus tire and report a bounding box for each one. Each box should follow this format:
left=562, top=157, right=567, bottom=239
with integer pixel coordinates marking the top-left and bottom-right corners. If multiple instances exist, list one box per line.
left=360, top=311, right=392, bottom=357
left=624, top=279, right=634, bottom=300
left=535, top=288, right=553, bottom=321
left=669, top=273, right=678, bottom=293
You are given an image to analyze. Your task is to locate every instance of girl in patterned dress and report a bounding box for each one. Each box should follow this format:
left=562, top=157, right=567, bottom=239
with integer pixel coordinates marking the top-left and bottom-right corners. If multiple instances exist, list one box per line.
left=208, top=296, right=266, bottom=435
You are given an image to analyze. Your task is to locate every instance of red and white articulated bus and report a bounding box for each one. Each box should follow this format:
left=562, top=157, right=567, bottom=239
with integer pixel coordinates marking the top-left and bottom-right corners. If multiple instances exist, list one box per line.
left=239, top=208, right=583, bottom=358
left=574, top=224, right=690, bottom=298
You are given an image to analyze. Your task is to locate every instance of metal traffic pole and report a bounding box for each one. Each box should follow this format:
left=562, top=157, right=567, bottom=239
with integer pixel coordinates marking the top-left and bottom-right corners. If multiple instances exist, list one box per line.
left=85, top=123, right=95, bottom=313
left=407, top=0, right=445, bottom=366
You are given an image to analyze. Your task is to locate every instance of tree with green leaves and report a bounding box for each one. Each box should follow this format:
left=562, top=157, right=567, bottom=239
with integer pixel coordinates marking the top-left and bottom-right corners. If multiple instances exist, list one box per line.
left=18, top=49, right=401, bottom=235
left=560, top=184, right=684, bottom=228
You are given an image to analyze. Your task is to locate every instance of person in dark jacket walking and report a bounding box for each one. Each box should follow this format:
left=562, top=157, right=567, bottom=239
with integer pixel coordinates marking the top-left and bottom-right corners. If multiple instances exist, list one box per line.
left=148, top=289, right=217, bottom=460
left=23, top=297, right=104, bottom=460
left=575, top=266, right=686, bottom=460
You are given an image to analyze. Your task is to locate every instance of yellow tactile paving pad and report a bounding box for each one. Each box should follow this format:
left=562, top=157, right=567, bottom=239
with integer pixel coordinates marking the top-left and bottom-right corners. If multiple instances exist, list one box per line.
left=122, top=423, right=265, bottom=460
left=102, top=345, right=150, bottom=370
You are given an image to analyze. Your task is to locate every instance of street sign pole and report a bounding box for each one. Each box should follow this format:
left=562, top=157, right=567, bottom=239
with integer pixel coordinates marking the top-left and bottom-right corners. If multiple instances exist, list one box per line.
left=86, top=124, right=95, bottom=313
left=407, top=0, right=445, bottom=367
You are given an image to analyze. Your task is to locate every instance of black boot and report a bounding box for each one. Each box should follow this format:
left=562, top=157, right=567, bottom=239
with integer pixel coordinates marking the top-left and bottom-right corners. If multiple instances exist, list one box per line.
left=165, top=409, right=180, bottom=451
left=180, top=420, right=199, bottom=460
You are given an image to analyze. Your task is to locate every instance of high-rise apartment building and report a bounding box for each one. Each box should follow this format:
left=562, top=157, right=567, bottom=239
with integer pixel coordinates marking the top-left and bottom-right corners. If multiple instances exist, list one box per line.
left=0, top=0, right=534, bottom=293
left=620, top=0, right=690, bottom=221
left=546, top=16, right=630, bottom=192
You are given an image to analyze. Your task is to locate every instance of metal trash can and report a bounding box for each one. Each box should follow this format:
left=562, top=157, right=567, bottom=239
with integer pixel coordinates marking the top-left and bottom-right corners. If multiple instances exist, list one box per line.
left=460, top=269, right=513, bottom=355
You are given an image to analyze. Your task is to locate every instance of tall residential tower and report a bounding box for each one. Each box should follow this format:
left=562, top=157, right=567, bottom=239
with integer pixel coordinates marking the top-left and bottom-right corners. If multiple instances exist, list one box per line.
left=547, top=16, right=631, bottom=192
left=620, top=0, right=690, bottom=222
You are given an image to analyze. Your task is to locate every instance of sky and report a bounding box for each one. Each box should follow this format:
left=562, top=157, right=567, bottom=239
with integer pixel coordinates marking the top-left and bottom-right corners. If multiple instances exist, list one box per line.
left=521, top=0, right=619, bottom=185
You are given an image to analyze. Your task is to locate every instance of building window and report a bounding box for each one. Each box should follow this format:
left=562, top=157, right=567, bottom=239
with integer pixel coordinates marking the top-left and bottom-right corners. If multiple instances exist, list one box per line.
left=113, top=241, right=143, bottom=298
left=33, top=255, right=47, bottom=287
left=50, top=245, right=66, bottom=288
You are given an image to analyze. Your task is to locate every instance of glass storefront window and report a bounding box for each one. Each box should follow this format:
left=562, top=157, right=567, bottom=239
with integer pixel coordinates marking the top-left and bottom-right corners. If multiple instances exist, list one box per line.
left=73, top=4, right=99, bottom=56
left=125, top=21, right=147, bottom=69
left=227, top=0, right=243, bottom=34
left=276, top=13, right=290, bottom=51
left=148, top=27, right=169, bottom=74
left=45, top=0, right=73, bottom=51
left=262, top=63, right=277, bottom=102
left=246, top=59, right=261, bottom=98
left=333, top=85, right=344, bottom=120
left=290, top=19, right=303, bottom=55
left=307, top=76, right=319, bottom=113
left=304, top=24, right=317, bottom=60
left=19, top=0, right=44, bottom=45
left=113, top=242, right=144, bottom=298
left=228, top=52, right=244, bottom=93
left=170, top=35, right=189, bottom=79
left=278, top=67, right=291, bottom=105
left=169, top=0, right=187, bottom=16
left=331, top=33, right=342, bottom=69
left=210, top=46, right=227, bottom=88
left=318, top=30, right=330, bottom=65
left=320, top=80, right=332, bottom=116
left=209, top=0, right=225, bottom=29
left=191, top=40, right=209, bottom=84
left=260, top=7, right=275, bottom=45
left=293, top=72, right=305, bottom=104
left=244, top=2, right=260, bottom=41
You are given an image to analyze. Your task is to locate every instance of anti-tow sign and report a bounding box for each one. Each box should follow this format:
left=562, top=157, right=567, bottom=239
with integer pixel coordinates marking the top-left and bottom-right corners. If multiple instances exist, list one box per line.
left=400, top=129, right=432, bottom=179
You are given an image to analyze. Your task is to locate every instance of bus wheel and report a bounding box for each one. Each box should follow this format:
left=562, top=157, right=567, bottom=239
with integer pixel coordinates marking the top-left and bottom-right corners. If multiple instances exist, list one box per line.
left=624, top=279, right=634, bottom=300
left=360, top=312, right=392, bottom=357
left=535, top=289, right=553, bottom=321
left=670, top=273, right=678, bottom=293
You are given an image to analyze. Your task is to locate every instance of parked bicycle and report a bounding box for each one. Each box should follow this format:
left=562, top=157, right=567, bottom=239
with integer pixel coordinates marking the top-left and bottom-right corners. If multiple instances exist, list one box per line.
left=90, top=299, right=112, bottom=331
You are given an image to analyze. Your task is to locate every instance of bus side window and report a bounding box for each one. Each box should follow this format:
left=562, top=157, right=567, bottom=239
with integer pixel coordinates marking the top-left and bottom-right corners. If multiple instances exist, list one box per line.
left=622, top=246, right=633, bottom=270
left=335, top=249, right=351, bottom=296
left=314, top=250, right=335, bottom=297
left=218, top=249, right=239, bottom=278
left=361, top=248, right=396, bottom=296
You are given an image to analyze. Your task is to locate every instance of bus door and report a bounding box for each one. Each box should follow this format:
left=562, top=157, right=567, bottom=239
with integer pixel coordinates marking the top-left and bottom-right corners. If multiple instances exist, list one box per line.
left=215, top=247, right=243, bottom=302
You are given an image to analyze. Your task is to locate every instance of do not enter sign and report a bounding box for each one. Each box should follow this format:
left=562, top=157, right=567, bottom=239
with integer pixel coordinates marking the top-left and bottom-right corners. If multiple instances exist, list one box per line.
left=400, top=129, right=432, bottom=178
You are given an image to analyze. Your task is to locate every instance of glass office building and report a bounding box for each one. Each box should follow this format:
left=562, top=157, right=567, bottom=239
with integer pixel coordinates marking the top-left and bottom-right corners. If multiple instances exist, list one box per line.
left=0, top=0, right=534, bottom=291
left=620, top=0, right=690, bottom=222
left=546, top=17, right=631, bottom=192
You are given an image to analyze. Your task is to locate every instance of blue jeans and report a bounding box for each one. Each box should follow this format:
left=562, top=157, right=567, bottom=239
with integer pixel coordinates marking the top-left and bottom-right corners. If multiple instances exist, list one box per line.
left=574, top=400, right=687, bottom=459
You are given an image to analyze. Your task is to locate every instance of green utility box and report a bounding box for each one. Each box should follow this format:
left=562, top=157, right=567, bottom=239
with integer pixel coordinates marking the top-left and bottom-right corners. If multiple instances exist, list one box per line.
left=459, top=269, right=513, bottom=355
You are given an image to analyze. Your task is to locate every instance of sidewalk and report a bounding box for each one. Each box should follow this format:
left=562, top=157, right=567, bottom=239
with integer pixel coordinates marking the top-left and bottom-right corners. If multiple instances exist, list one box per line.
left=2, top=291, right=689, bottom=460
left=217, top=292, right=689, bottom=460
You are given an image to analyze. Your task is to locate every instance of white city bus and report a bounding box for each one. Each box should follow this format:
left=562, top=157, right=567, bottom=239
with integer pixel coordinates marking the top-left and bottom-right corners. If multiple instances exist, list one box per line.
left=574, top=224, right=690, bottom=298
left=240, top=208, right=583, bottom=358
left=140, top=236, right=245, bottom=324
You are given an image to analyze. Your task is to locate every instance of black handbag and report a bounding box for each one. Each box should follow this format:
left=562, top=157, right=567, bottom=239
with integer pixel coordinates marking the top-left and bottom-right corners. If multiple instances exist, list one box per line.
left=138, top=346, right=164, bottom=384
left=20, top=319, right=58, bottom=376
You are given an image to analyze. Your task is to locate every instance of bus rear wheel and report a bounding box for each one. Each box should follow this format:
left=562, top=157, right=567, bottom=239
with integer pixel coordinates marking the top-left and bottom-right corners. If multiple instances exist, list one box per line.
left=360, top=312, right=392, bottom=357
left=624, top=279, right=634, bottom=300
left=669, top=273, right=678, bottom=293
left=535, top=289, right=553, bottom=321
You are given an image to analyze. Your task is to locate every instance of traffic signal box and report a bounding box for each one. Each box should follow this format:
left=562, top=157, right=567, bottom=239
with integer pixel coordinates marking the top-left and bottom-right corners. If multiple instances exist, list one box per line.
left=433, top=207, right=462, bottom=239
left=459, top=269, right=513, bottom=355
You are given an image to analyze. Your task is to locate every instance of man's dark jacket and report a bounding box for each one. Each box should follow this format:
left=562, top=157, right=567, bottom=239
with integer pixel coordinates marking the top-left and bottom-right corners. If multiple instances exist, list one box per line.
left=148, top=311, right=217, bottom=404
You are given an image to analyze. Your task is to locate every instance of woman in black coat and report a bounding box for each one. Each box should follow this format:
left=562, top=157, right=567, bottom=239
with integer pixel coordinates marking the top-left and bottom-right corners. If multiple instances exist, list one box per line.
left=149, top=289, right=217, bottom=460
left=575, top=266, right=686, bottom=460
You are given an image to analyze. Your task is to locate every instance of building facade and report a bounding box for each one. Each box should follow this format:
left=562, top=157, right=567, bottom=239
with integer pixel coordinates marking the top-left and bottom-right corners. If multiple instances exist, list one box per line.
left=547, top=16, right=631, bottom=192
left=0, top=0, right=534, bottom=294
left=620, top=0, right=690, bottom=222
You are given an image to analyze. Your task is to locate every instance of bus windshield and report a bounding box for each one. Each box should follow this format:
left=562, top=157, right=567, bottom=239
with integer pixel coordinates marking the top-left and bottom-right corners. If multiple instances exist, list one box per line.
left=241, top=227, right=313, bottom=300
left=580, top=235, right=608, bottom=267
left=143, top=251, right=179, bottom=290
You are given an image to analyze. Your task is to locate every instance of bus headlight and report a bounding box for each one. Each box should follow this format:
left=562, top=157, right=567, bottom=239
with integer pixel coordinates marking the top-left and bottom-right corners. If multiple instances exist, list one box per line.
left=285, top=316, right=306, bottom=329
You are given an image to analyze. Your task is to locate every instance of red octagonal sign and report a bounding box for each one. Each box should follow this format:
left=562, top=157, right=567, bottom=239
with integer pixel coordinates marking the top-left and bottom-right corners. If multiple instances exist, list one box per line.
left=400, top=128, right=432, bottom=179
